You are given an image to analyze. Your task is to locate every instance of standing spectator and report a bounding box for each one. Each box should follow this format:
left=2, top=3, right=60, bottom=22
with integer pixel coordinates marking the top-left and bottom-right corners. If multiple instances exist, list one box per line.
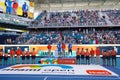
left=85, top=49, right=90, bottom=65
left=22, top=2, right=28, bottom=17
left=57, top=42, right=62, bottom=57
left=62, top=42, right=66, bottom=57
left=0, top=49, right=3, bottom=66
left=4, top=53, right=8, bottom=66
left=95, top=47, right=101, bottom=65
left=81, top=48, right=85, bottom=64
left=12, top=0, right=18, bottom=15
left=90, top=48, right=95, bottom=64
left=76, top=48, right=80, bottom=64
left=31, top=48, right=37, bottom=64
left=16, top=47, right=22, bottom=64
left=68, top=42, right=72, bottom=56
left=10, top=48, right=15, bottom=65
left=111, top=48, right=117, bottom=66
left=47, top=43, right=52, bottom=58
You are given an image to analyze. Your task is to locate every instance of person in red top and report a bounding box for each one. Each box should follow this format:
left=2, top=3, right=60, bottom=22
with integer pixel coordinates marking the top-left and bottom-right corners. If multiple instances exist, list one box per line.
left=22, top=51, right=25, bottom=64
left=4, top=53, right=8, bottom=66
left=85, top=49, right=90, bottom=65
left=102, top=50, right=107, bottom=66
left=31, top=48, right=37, bottom=64
left=47, top=43, right=52, bottom=58
left=111, top=48, right=117, bottom=66
left=12, top=0, right=18, bottom=15
left=106, top=49, right=111, bottom=66
left=0, top=49, right=3, bottom=66
left=95, top=47, right=101, bottom=65
left=76, top=48, right=80, bottom=64
left=10, top=48, right=15, bottom=65
left=90, top=48, right=95, bottom=64
left=25, top=49, right=30, bottom=64
left=62, top=42, right=66, bottom=57
left=16, top=47, right=22, bottom=64
left=81, top=48, right=85, bottom=64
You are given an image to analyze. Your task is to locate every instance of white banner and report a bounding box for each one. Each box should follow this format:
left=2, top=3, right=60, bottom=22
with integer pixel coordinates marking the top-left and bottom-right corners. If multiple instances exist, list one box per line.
left=0, top=64, right=118, bottom=76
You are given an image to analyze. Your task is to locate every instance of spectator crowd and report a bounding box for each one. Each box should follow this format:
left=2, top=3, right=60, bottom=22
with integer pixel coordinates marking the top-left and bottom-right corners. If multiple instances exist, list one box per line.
left=34, top=9, right=120, bottom=27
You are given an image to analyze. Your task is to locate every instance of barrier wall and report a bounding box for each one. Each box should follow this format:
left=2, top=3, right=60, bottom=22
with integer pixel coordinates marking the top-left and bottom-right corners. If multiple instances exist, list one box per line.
left=0, top=44, right=120, bottom=57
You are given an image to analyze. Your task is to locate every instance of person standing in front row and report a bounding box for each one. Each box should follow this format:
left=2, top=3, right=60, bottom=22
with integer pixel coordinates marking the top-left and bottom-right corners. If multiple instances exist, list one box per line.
left=90, top=48, right=95, bottom=64
left=68, top=42, right=72, bottom=56
left=57, top=42, right=62, bottom=57
left=47, top=43, right=52, bottom=58
left=26, top=49, right=30, bottom=64
left=4, top=53, right=8, bottom=66
left=81, top=48, right=85, bottom=64
left=76, top=48, right=80, bottom=64
left=22, top=2, right=28, bottom=17
left=85, top=49, right=90, bottom=65
left=16, top=47, right=22, bottom=64
left=21, top=50, right=25, bottom=64
left=111, top=48, right=117, bottom=66
left=95, top=47, right=101, bottom=65
left=62, top=42, right=66, bottom=57
left=31, top=48, right=37, bottom=64
left=102, top=50, right=107, bottom=66
left=106, top=49, right=111, bottom=66
left=0, top=49, right=3, bottom=66
left=10, top=48, right=15, bottom=65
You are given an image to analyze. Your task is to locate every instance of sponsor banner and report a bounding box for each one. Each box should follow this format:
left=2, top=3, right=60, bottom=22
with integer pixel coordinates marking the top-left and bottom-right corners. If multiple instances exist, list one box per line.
left=41, top=58, right=58, bottom=64
left=58, top=58, right=76, bottom=64
left=0, top=64, right=118, bottom=76
left=86, top=70, right=112, bottom=76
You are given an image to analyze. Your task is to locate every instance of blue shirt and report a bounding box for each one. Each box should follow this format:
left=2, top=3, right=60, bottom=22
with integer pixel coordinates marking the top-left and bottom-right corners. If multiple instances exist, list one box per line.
left=22, top=4, right=28, bottom=12
left=68, top=44, right=72, bottom=49
left=57, top=43, right=62, bottom=51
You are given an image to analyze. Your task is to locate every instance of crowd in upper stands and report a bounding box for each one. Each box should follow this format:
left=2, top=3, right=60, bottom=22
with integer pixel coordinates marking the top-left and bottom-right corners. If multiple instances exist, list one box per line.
left=34, top=9, right=120, bottom=27
left=15, top=28, right=120, bottom=44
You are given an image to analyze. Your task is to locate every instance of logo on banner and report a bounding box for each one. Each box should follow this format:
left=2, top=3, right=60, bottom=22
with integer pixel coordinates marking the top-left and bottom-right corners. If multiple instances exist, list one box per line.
left=86, top=70, right=112, bottom=76
left=11, top=64, right=73, bottom=69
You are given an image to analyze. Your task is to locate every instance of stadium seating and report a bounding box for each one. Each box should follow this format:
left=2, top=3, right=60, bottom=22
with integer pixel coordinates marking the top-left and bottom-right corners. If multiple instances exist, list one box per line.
left=15, top=29, right=120, bottom=44
left=33, top=10, right=120, bottom=27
